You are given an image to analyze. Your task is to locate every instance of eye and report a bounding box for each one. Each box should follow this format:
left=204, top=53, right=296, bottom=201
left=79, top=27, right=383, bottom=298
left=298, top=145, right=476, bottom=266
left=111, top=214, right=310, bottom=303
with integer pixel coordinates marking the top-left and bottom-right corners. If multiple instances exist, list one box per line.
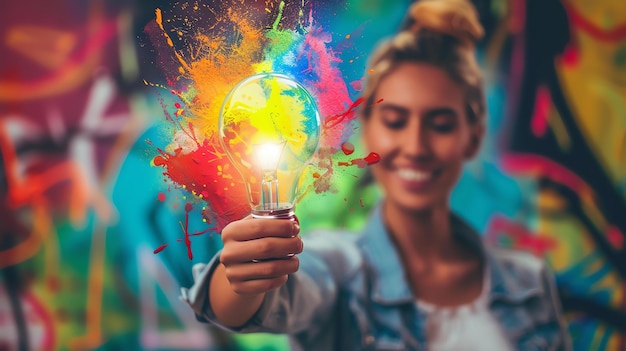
left=428, top=113, right=457, bottom=133
left=383, top=118, right=407, bottom=130
left=379, top=108, right=408, bottom=130
left=431, top=122, right=455, bottom=133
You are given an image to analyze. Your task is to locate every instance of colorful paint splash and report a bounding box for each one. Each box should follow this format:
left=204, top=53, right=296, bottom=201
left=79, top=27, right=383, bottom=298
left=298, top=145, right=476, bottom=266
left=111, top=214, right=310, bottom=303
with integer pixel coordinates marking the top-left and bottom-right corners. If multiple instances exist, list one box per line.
left=151, top=202, right=215, bottom=258
left=146, top=0, right=374, bottom=241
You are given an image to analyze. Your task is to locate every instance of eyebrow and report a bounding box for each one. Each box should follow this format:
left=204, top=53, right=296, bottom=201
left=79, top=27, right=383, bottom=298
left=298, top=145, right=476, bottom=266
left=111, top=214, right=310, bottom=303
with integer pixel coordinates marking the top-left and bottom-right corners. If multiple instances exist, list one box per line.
left=377, top=104, right=459, bottom=118
left=424, top=108, right=458, bottom=119
left=377, top=104, right=409, bottom=115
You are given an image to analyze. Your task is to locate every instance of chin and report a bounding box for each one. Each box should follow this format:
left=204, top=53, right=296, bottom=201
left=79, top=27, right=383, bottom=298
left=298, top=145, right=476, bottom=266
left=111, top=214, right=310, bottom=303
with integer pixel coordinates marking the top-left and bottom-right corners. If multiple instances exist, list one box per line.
left=387, top=195, right=446, bottom=215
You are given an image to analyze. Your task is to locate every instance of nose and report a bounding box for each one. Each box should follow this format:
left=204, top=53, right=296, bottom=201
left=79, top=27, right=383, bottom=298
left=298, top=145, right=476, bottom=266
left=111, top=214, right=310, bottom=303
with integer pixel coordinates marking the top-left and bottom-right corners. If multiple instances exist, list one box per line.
left=401, top=119, right=431, bottom=159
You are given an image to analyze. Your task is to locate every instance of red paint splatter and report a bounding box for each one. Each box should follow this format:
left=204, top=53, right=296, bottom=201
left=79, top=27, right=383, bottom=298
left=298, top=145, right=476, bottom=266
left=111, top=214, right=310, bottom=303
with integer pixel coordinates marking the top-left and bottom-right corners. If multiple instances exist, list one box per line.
left=153, top=156, right=166, bottom=166
left=324, top=98, right=364, bottom=130
left=531, top=86, right=551, bottom=137
left=560, top=43, right=579, bottom=67
left=152, top=135, right=250, bottom=258
left=153, top=202, right=216, bottom=258
left=607, top=226, right=624, bottom=250
left=158, top=192, right=166, bottom=202
left=564, top=2, right=626, bottom=41
left=153, top=244, right=168, bottom=254
left=312, top=172, right=320, bottom=178
left=341, top=142, right=354, bottom=155
left=184, top=202, right=193, bottom=259
left=339, top=152, right=381, bottom=168
left=153, top=138, right=249, bottom=231
left=484, top=216, right=557, bottom=257
left=364, top=152, right=381, bottom=165
left=174, top=102, right=181, bottom=108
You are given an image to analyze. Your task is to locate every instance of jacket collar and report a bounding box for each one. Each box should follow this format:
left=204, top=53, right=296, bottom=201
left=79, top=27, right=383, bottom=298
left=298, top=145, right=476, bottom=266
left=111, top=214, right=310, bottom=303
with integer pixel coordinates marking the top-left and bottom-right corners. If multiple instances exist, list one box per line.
left=358, top=202, right=542, bottom=305
left=359, top=203, right=414, bottom=304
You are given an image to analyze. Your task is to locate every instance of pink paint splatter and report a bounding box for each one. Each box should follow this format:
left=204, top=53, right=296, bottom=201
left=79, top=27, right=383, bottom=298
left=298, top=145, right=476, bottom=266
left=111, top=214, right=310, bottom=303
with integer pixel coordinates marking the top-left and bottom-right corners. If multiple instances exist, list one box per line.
left=501, top=153, right=588, bottom=194
left=350, top=79, right=363, bottom=91
left=158, top=192, right=166, bottom=202
left=324, top=97, right=364, bottom=130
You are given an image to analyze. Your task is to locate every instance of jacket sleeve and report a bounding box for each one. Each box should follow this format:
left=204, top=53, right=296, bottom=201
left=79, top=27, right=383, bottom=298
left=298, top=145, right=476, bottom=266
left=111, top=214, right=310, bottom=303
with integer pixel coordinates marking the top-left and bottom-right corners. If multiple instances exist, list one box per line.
left=540, top=263, right=573, bottom=351
left=179, top=230, right=361, bottom=335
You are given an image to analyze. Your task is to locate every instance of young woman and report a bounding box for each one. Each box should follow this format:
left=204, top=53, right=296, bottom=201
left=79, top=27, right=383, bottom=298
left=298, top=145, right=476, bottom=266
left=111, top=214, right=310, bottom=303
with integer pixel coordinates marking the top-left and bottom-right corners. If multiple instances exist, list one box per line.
left=181, top=0, right=572, bottom=349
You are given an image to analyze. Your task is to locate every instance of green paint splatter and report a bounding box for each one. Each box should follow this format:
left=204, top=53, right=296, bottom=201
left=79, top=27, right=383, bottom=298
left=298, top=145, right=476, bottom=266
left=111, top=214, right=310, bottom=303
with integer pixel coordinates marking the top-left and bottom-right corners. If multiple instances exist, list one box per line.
left=265, top=1, right=297, bottom=63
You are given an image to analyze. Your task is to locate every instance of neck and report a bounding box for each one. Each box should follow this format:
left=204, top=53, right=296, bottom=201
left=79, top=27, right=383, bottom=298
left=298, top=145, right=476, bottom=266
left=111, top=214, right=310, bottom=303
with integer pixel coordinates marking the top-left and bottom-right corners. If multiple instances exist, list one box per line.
left=382, top=200, right=456, bottom=261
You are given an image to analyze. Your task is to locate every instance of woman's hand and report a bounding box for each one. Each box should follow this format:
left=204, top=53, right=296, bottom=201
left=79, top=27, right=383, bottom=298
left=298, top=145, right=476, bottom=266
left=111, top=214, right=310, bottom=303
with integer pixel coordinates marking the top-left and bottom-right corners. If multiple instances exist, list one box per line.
left=219, top=216, right=303, bottom=296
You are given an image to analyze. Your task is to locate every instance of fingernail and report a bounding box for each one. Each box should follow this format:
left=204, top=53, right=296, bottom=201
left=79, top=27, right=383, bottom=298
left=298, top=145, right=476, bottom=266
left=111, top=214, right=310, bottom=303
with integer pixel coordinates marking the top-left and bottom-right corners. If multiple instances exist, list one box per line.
left=293, top=222, right=300, bottom=235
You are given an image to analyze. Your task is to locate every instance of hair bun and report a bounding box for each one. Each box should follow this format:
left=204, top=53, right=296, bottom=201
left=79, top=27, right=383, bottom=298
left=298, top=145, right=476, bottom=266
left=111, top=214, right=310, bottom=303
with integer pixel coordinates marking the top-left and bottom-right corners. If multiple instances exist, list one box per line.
left=408, top=0, right=484, bottom=46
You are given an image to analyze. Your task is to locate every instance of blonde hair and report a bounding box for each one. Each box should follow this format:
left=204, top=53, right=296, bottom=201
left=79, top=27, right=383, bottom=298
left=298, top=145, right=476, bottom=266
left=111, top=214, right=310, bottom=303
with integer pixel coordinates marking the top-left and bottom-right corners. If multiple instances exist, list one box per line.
left=361, top=0, right=486, bottom=124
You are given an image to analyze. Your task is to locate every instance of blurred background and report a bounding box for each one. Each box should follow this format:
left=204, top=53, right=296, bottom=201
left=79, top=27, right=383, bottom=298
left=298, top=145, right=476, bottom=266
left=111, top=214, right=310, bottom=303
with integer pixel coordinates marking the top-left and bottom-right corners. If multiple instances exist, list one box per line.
left=1, top=0, right=625, bottom=350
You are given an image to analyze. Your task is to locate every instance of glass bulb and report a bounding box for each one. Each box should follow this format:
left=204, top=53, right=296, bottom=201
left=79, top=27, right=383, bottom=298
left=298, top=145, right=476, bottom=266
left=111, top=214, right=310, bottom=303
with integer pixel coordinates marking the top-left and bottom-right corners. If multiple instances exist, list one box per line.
left=218, top=73, right=321, bottom=218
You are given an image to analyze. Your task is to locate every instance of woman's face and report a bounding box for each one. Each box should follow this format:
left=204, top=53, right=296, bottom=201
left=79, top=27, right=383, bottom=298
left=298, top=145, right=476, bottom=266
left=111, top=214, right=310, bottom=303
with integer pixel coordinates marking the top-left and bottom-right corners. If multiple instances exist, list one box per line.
left=362, top=62, right=483, bottom=213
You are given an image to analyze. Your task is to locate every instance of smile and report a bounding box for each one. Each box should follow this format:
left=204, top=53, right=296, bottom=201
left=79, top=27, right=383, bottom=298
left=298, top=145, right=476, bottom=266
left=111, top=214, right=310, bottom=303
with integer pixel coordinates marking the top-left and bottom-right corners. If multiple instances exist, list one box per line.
left=397, top=168, right=434, bottom=181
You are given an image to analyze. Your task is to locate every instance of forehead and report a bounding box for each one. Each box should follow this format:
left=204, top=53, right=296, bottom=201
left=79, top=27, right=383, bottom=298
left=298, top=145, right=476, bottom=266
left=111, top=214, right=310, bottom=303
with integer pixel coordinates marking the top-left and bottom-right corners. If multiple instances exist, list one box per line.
left=374, top=62, right=465, bottom=109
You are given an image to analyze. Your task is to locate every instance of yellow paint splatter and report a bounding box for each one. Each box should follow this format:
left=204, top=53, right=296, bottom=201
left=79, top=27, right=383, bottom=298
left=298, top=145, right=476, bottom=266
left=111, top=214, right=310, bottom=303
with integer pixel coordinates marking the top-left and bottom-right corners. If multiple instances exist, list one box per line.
left=180, top=9, right=264, bottom=139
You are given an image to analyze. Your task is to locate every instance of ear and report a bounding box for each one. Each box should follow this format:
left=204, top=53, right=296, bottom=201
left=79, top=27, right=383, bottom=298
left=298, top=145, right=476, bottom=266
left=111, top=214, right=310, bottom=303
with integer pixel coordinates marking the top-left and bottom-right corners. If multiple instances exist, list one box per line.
left=464, top=123, right=484, bottom=159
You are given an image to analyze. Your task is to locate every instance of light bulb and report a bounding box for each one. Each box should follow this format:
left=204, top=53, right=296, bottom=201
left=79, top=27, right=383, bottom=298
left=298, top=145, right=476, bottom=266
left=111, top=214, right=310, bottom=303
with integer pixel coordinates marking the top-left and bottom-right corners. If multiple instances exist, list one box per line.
left=218, top=73, right=321, bottom=219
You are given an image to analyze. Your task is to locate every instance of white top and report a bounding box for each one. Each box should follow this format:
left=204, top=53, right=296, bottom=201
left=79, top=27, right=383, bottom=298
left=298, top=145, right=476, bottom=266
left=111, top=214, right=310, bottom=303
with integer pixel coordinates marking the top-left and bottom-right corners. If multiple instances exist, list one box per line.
left=416, top=271, right=513, bottom=351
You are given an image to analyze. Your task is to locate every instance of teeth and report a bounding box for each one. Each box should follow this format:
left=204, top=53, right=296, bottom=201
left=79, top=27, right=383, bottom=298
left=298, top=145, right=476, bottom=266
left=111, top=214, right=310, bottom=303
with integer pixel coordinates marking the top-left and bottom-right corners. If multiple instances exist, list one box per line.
left=397, top=169, right=432, bottom=181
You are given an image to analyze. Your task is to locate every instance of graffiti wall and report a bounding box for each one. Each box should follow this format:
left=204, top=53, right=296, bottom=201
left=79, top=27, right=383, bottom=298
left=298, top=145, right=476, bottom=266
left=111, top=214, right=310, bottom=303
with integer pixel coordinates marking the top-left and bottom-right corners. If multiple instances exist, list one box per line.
left=0, top=0, right=624, bottom=350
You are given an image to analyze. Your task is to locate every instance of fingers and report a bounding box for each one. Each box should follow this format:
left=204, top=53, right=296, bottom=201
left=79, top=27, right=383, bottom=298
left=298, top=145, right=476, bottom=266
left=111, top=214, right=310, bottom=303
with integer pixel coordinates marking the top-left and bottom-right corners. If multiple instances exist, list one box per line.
left=218, top=217, right=303, bottom=295
left=224, top=256, right=300, bottom=282
left=229, top=275, right=290, bottom=295
left=222, top=217, right=299, bottom=242
left=221, top=235, right=303, bottom=263
left=225, top=256, right=299, bottom=295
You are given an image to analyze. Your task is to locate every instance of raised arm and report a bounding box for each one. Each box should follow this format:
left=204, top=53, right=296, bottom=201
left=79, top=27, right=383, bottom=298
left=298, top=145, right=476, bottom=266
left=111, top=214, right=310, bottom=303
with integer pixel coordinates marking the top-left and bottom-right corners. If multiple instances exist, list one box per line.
left=209, top=216, right=302, bottom=327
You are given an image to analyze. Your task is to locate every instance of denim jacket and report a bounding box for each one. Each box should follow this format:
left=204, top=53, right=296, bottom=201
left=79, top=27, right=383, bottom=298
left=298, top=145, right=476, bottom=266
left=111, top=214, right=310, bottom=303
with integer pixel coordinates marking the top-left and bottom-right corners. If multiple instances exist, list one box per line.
left=181, top=205, right=572, bottom=350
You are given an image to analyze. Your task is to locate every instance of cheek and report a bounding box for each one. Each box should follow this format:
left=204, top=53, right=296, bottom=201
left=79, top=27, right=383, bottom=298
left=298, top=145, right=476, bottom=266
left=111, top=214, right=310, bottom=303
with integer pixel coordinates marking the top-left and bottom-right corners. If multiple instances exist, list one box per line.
left=432, top=135, right=470, bottom=162
left=362, top=122, right=395, bottom=154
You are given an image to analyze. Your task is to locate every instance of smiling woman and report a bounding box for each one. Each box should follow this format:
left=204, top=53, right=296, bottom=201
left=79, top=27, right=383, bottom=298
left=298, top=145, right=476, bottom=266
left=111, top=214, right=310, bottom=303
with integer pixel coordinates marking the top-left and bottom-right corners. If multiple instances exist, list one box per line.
left=362, top=63, right=479, bottom=214
left=180, top=0, right=573, bottom=350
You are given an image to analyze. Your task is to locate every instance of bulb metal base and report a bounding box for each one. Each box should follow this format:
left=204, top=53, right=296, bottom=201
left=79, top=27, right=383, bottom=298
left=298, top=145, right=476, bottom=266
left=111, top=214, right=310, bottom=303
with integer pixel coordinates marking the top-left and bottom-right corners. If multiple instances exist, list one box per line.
left=251, top=204, right=294, bottom=219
